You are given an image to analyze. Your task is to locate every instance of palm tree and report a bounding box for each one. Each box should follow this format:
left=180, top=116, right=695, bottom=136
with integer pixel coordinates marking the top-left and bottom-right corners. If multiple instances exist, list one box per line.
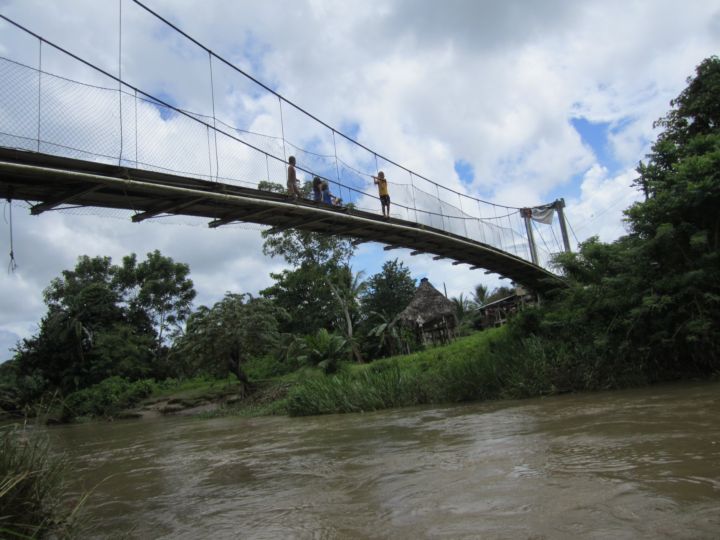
left=368, top=311, right=404, bottom=357
left=450, top=293, right=475, bottom=324
left=298, top=329, right=347, bottom=374
left=326, top=269, right=366, bottom=363
left=472, top=284, right=489, bottom=307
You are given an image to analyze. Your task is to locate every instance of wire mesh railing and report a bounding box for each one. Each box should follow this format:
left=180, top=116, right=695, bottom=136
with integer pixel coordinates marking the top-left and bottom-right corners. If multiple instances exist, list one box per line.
left=0, top=7, right=568, bottom=272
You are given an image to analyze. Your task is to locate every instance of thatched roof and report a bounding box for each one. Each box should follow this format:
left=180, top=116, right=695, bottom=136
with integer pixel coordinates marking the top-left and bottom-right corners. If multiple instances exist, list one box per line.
left=396, top=278, right=456, bottom=327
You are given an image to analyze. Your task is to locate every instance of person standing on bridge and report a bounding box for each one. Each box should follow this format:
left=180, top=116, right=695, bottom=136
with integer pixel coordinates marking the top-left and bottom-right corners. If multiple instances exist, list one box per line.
left=373, top=171, right=390, bottom=219
left=287, top=156, right=302, bottom=199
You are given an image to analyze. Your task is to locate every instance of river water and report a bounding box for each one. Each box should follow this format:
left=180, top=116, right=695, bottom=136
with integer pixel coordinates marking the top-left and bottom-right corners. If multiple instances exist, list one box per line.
left=49, top=381, right=720, bottom=539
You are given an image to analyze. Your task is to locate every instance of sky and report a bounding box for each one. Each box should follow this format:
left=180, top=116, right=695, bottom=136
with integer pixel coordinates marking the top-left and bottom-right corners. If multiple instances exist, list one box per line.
left=0, top=0, right=718, bottom=362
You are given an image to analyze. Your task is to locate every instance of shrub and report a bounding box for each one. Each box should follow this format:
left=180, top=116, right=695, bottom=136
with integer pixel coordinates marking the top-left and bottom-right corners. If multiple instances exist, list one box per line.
left=286, top=330, right=504, bottom=416
left=62, top=376, right=156, bottom=419
left=245, top=354, right=300, bottom=380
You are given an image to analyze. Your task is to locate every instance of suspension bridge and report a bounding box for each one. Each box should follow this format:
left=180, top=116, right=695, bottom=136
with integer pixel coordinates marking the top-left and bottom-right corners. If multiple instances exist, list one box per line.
left=0, top=4, right=572, bottom=293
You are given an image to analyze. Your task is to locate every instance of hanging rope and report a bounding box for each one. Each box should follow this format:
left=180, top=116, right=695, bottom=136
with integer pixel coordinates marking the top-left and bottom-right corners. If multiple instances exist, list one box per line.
left=6, top=199, right=17, bottom=273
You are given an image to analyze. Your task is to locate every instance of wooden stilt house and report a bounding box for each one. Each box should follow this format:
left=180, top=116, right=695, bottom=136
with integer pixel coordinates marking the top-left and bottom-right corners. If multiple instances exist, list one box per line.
left=396, top=278, right=457, bottom=346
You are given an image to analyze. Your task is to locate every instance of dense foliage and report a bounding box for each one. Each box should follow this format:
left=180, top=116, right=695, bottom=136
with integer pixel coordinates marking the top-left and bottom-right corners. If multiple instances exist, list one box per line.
left=3, top=252, right=194, bottom=408
left=172, top=293, right=288, bottom=383
left=62, top=376, right=155, bottom=419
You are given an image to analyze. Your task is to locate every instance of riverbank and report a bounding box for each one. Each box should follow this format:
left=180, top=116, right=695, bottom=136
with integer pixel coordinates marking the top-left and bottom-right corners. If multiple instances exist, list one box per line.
left=8, top=324, right=716, bottom=424
left=45, top=328, right=505, bottom=422
left=130, top=328, right=508, bottom=420
left=178, top=323, right=719, bottom=419
left=117, top=324, right=592, bottom=419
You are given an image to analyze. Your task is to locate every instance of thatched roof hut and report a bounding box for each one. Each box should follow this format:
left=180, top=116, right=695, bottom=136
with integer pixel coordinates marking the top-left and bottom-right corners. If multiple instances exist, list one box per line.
left=396, top=278, right=457, bottom=345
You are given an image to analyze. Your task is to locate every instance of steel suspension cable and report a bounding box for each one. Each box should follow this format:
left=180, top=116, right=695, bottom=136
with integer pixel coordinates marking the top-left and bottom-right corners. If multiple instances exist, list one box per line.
left=332, top=131, right=342, bottom=202
left=278, top=97, right=287, bottom=164
left=36, top=40, right=41, bottom=152
left=118, top=0, right=124, bottom=165
left=208, top=52, right=220, bottom=180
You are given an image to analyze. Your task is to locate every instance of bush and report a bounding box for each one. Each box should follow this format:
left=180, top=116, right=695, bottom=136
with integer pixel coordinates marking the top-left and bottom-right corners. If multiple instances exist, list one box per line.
left=0, top=426, right=79, bottom=538
left=62, top=376, right=156, bottom=419
left=245, top=354, right=300, bottom=381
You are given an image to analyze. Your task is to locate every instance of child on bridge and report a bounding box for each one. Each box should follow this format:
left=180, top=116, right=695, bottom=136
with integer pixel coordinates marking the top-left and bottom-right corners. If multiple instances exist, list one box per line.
left=312, top=176, right=323, bottom=202
left=321, top=181, right=341, bottom=206
left=286, top=156, right=302, bottom=199
left=373, top=171, right=390, bottom=218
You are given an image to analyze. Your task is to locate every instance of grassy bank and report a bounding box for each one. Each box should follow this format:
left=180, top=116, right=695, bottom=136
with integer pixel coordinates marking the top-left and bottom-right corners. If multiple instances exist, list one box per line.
left=285, top=327, right=519, bottom=416
left=22, top=321, right=675, bottom=423
left=282, top=321, right=663, bottom=417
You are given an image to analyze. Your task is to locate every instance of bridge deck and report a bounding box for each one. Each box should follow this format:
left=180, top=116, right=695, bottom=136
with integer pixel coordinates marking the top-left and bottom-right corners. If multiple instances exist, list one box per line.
left=0, top=148, right=564, bottom=293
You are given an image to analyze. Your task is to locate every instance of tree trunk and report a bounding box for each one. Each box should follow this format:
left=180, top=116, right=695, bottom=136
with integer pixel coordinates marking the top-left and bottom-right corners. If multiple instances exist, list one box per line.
left=228, top=348, right=250, bottom=388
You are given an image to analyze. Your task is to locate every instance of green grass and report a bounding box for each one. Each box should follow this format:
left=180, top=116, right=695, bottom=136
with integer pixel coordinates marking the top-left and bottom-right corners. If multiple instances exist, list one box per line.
left=57, top=376, right=245, bottom=421
left=148, top=375, right=242, bottom=399
left=286, top=328, right=510, bottom=416
left=282, top=324, right=633, bottom=417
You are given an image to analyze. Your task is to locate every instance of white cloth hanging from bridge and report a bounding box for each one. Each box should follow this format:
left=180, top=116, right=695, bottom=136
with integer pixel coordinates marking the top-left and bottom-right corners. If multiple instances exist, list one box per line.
left=531, top=204, right=555, bottom=225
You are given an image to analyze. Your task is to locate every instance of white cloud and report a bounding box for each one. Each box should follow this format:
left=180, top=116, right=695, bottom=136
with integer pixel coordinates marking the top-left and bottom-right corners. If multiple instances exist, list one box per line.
left=567, top=165, right=644, bottom=244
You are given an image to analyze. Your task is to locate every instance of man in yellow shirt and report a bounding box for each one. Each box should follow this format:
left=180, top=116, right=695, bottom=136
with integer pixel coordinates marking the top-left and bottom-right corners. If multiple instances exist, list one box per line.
left=373, top=171, right=390, bottom=218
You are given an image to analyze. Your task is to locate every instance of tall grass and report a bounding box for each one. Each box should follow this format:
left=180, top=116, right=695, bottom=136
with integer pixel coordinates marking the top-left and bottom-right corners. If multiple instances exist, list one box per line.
left=0, top=426, right=80, bottom=538
left=286, top=329, right=510, bottom=416
left=285, top=320, right=649, bottom=417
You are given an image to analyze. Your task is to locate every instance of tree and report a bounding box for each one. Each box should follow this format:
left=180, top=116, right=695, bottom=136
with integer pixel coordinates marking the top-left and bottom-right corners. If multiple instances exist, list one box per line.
left=13, top=256, right=156, bottom=397
left=450, top=293, right=475, bottom=325
left=621, top=55, right=720, bottom=373
left=294, top=328, right=348, bottom=374
left=360, top=259, right=416, bottom=328
left=174, top=293, right=288, bottom=383
left=10, top=251, right=196, bottom=401
left=262, top=229, right=355, bottom=268
left=259, top=186, right=357, bottom=335
left=513, top=56, right=720, bottom=386
left=357, top=260, right=416, bottom=358
left=327, top=269, right=367, bottom=363
left=261, top=262, right=348, bottom=335
left=259, top=181, right=355, bottom=268
left=472, top=284, right=490, bottom=306
left=116, top=250, right=196, bottom=351
left=367, top=311, right=412, bottom=357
